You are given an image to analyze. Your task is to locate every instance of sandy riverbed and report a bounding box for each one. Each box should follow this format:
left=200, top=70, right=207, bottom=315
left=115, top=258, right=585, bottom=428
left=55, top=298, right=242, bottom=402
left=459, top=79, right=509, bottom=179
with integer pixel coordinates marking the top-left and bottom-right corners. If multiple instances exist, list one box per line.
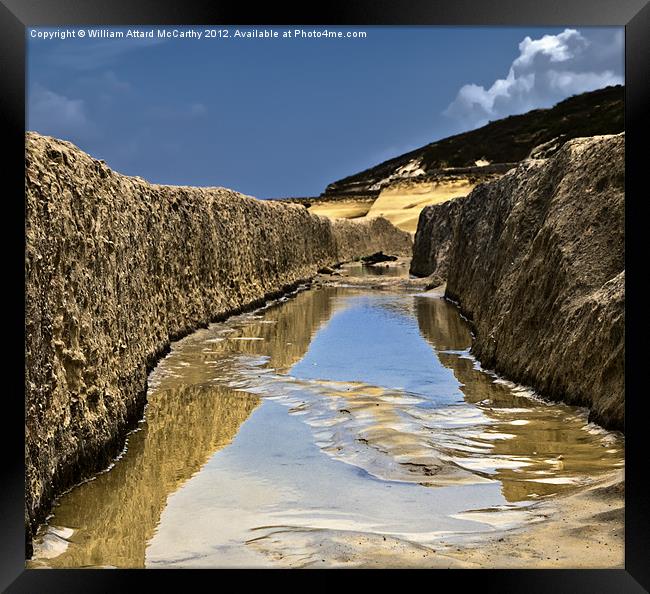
left=279, top=469, right=623, bottom=569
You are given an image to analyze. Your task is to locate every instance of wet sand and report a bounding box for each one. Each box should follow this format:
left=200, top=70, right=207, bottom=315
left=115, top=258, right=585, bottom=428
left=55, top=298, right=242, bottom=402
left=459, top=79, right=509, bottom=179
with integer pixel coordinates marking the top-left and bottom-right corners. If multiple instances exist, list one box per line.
left=29, top=264, right=624, bottom=569
left=295, top=469, right=623, bottom=569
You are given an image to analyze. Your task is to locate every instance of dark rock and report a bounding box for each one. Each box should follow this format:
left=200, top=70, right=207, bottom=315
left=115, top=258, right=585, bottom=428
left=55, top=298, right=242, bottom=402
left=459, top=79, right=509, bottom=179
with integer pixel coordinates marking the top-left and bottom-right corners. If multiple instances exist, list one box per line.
left=410, top=197, right=465, bottom=277
left=361, top=251, right=398, bottom=265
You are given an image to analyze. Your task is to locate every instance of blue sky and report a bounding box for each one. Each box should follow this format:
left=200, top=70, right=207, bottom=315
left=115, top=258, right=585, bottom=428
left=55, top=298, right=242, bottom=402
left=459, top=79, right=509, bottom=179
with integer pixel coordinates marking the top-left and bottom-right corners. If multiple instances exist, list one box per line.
left=27, top=26, right=623, bottom=198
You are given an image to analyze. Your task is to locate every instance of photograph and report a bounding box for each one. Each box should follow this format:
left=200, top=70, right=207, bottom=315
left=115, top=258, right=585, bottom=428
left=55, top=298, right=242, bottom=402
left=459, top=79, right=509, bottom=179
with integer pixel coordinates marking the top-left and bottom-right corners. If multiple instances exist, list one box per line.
left=1, top=0, right=646, bottom=588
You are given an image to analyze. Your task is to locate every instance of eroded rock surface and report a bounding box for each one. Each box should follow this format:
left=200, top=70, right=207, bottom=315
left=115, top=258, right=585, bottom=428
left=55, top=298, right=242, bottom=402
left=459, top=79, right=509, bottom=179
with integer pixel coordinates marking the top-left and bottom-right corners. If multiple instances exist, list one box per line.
left=410, top=197, right=464, bottom=278
left=24, top=132, right=412, bottom=550
left=410, top=134, right=624, bottom=431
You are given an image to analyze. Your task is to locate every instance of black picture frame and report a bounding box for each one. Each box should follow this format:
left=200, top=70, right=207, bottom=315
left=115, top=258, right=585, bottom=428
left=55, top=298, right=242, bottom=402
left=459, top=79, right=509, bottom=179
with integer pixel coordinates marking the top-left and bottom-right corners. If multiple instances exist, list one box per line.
left=3, top=0, right=648, bottom=590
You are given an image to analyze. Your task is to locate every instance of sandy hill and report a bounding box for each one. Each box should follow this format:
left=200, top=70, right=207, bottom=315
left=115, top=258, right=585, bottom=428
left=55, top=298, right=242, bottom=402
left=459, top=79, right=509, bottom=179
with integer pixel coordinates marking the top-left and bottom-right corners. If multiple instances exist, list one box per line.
left=302, top=85, right=624, bottom=232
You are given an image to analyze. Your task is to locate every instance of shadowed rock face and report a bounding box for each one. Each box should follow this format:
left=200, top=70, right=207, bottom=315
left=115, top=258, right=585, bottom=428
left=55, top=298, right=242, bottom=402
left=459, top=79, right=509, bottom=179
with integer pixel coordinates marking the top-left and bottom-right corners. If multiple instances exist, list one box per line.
left=410, top=134, right=624, bottom=431
left=410, top=197, right=464, bottom=278
left=24, top=132, right=412, bottom=551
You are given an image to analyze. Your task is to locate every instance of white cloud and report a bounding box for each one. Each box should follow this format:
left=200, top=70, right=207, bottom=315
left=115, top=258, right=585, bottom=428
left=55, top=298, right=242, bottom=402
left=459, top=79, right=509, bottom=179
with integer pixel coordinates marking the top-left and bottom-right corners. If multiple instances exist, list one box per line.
left=513, top=29, right=585, bottom=68
left=444, top=28, right=624, bottom=130
left=27, top=84, right=96, bottom=141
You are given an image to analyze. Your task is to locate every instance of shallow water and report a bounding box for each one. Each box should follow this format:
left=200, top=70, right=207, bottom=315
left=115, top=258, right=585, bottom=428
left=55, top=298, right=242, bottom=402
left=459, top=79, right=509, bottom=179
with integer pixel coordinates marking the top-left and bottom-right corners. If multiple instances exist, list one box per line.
left=351, top=261, right=407, bottom=277
left=30, top=270, right=624, bottom=568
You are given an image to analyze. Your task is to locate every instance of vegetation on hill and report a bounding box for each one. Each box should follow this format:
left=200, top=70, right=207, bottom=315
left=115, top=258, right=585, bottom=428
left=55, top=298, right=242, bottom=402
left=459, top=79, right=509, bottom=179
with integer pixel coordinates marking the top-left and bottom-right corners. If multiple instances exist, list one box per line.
left=324, top=85, right=624, bottom=196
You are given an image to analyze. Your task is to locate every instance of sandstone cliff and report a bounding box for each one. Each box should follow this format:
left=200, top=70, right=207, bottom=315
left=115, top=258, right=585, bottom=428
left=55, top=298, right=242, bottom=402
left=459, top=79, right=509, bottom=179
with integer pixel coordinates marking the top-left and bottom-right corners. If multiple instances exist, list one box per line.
left=410, top=134, right=624, bottom=431
left=24, top=132, right=412, bottom=551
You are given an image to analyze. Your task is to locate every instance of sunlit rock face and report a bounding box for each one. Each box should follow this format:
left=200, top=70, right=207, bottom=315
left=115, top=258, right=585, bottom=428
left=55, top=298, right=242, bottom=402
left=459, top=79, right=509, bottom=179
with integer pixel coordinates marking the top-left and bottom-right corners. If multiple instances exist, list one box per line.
left=411, top=134, right=624, bottom=431
left=24, top=132, right=412, bottom=551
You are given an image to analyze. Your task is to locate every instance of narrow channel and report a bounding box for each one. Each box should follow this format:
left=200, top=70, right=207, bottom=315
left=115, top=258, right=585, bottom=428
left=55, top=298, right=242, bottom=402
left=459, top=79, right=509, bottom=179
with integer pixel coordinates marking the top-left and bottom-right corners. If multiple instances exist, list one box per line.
left=29, top=261, right=624, bottom=568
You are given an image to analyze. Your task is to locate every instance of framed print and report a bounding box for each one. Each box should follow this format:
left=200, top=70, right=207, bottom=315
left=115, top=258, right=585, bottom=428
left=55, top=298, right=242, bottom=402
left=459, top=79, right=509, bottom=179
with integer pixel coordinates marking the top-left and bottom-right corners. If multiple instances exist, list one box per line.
left=2, top=0, right=648, bottom=590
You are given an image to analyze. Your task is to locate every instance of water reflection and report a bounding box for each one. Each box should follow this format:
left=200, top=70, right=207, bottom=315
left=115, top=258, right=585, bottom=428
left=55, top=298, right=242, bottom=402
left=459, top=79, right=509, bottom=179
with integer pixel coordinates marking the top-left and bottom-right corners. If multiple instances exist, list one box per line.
left=149, top=285, right=344, bottom=393
left=30, top=385, right=258, bottom=568
left=30, top=287, right=345, bottom=568
left=30, top=282, right=624, bottom=568
left=243, top=292, right=623, bottom=497
left=346, top=262, right=408, bottom=278
left=413, top=296, right=624, bottom=501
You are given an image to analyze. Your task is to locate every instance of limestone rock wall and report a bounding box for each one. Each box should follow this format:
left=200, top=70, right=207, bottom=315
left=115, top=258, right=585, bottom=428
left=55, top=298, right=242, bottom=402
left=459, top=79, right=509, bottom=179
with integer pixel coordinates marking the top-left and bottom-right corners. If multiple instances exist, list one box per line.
left=410, top=134, right=624, bottom=431
left=410, top=197, right=464, bottom=278
left=24, top=132, right=412, bottom=548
